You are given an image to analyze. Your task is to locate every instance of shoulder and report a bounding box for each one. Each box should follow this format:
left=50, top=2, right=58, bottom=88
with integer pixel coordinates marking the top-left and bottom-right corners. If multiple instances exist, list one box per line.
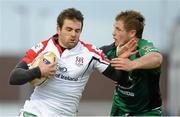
left=99, top=42, right=115, bottom=54
left=79, top=41, right=108, bottom=60
left=79, top=41, right=102, bottom=54
left=138, top=39, right=160, bottom=55
left=31, top=39, right=53, bottom=54
left=23, top=35, right=56, bottom=64
left=31, top=34, right=58, bottom=53
left=138, top=39, right=153, bottom=47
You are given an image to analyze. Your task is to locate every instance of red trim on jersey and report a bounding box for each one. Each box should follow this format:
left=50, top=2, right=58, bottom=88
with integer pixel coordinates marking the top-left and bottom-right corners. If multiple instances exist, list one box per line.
left=23, top=49, right=38, bottom=64
left=80, top=41, right=110, bottom=63
left=51, top=34, right=62, bottom=57
left=23, top=39, right=49, bottom=64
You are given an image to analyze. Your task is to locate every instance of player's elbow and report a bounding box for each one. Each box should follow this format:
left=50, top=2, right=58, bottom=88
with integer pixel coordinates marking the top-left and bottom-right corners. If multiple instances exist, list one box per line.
left=9, top=79, right=16, bottom=85
left=9, top=71, right=16, bottom=85
left=9, top=69, right=25, bottom=85
left=9, top=70, right=18, bottom=85
left=154, top=53, right=163, bottom=67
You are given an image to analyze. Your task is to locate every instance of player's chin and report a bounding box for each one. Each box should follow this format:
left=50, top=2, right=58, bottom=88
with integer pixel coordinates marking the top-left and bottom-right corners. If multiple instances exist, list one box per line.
left=68, top=42, right=78, bottom=48
left=114, top=42, right=119, bottom=47
left=114, top=40, right=119, bottom=46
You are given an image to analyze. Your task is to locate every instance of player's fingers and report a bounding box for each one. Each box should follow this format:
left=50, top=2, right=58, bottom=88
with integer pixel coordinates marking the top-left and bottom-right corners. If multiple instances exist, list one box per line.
left=112, top=66, right=124, bottom=70
left=47, top=72, right=55, bottom=79
left=114, top=67, right=122, bottom=70
left=110, top=61, right=123, bottom=67
left=126, top=38, right=135, bottom=47
left=130, top=50, right=138, bottom=56
left=111, top=57, right=124, bottom=61
left=47, top=62, right=57, bottom=68
left=131, top=42, right=137, bottom=51
left=128, top=40, right=137, bottom=51
left=50, top=72, right=56, bottom=76
left=127, top=39, right=134, bottom=46
left=50, top=68, right=56, bottom=73
left=110, top=62, right=120, bottom=66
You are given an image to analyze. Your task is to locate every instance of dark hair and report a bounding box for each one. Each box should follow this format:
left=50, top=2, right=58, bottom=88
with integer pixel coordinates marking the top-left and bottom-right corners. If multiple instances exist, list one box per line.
left=57, top=8, right=84, bottom=30
left=116, top=10, right=145, bottom=38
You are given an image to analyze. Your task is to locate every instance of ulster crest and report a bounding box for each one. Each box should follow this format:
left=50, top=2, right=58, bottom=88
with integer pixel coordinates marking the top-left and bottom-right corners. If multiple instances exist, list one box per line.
left=75, top=56, right=84, bottom=66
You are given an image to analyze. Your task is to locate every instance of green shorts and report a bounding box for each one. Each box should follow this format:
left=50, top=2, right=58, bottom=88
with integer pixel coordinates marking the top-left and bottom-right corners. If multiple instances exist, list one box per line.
left=19, top=111, right=37, bottom=117
left=111, top=106, right=162, bottom=116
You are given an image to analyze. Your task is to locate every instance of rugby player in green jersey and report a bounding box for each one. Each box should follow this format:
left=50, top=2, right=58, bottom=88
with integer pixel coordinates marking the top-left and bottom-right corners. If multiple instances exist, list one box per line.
left=100, top=10, right=163, bottom=116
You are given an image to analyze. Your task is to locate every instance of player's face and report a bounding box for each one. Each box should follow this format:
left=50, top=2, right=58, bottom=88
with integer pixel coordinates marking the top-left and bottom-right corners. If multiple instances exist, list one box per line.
left=112, top=20, right=132, bottom=47
left=57, top=19, right=82, bottom=49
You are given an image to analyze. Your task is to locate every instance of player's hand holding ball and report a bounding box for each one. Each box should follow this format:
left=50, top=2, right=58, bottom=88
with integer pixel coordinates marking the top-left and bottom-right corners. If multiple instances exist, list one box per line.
left=29, top=51, right=57, bottom=86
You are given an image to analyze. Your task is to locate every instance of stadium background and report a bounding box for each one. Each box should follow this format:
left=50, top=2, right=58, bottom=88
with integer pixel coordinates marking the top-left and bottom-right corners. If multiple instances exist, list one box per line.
left=0, top=0, right=180, bottom=116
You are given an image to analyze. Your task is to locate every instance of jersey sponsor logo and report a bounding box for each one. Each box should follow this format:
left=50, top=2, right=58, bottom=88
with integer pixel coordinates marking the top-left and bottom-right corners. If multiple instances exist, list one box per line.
left=56, top=65, right=67, bottom=73
left=142, top=46, right=158, bottom=54
left=55, top=63, right=78, bottom=81
left=55, top=74, right=78, bottom=81
left=142, top=46, right=157, bottom=51
left=75, top=56, right=84, bottom=66
left=118, top=89, right=134, bottom=97
left=142, top=46, right=154, bottom=50
left=31, top=43, right=43, bottom=53
left=55, top=63, right=76, bottom=81
left=144, top=48, right=158, bottom=54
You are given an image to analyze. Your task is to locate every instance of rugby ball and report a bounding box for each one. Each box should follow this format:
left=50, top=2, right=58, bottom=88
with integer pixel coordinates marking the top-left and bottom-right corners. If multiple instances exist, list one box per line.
left=29, top=51, right=56, bottom=86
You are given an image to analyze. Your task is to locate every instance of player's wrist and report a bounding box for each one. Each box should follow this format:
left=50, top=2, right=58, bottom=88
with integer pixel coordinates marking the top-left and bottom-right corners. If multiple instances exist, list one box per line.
left=30, top=66, right=42, bottom=79
left=131, top=60, right=139, bottom=70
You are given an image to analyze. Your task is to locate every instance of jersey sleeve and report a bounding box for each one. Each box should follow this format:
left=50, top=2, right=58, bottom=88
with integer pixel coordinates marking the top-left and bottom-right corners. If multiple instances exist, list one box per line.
left=23, top=41, right=47, bottom=64
left=138, top=39, right=161, bottom=73
left=138, top=40, right=160, bottom=56
left=91, top=46, right=110, bottom=73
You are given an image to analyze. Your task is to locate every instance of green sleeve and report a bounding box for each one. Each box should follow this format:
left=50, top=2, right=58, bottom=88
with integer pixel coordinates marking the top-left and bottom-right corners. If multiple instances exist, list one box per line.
left=137, top=39, right=161, bottom=73
left=138, top=39, right=160, bottom=56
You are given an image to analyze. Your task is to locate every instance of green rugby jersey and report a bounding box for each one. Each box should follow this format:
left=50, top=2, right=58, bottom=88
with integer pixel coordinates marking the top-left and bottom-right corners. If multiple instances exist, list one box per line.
left=100, top=39, right=162, bottom=115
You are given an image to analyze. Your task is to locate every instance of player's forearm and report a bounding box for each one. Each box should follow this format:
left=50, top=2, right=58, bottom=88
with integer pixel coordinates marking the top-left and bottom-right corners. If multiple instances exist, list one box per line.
left=131, top=52, right=163, bottom=70
left=9, top=61, right=41, bottom=85
left=103, top=65, right=128, bottom=82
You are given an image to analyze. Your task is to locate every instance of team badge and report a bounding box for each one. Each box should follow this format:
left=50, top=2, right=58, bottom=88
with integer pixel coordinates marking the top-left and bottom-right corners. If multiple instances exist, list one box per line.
left=142, top=46, right=154, bottom=51
left=75, top=56, right=84, bottom=66
left=31, top=43, right=43, bottom=53
left=142, top=46, right=158, bottom=54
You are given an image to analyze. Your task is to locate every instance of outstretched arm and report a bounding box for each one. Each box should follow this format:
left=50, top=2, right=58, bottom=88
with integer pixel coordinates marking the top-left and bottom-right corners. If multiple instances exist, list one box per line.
left=100, top=40, right=136, bottom=82
left=110, top=52, right=163, bottom=71
left=102, top=65, right=128, bottom=82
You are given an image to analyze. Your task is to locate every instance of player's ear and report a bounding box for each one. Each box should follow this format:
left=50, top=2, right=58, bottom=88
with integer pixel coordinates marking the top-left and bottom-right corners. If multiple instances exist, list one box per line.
left=56, top=26, right=61, bottom=34
left=129, top=30, right=136, bottom=38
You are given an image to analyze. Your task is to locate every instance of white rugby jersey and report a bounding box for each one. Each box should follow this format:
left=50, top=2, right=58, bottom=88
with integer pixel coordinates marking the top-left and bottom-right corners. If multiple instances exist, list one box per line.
left=22, top=34, right=110, bottom=116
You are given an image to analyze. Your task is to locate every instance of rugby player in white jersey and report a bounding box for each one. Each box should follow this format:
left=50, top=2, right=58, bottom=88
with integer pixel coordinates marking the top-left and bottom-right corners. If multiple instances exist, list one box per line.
left=9, top=8, right=135, bottom=117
